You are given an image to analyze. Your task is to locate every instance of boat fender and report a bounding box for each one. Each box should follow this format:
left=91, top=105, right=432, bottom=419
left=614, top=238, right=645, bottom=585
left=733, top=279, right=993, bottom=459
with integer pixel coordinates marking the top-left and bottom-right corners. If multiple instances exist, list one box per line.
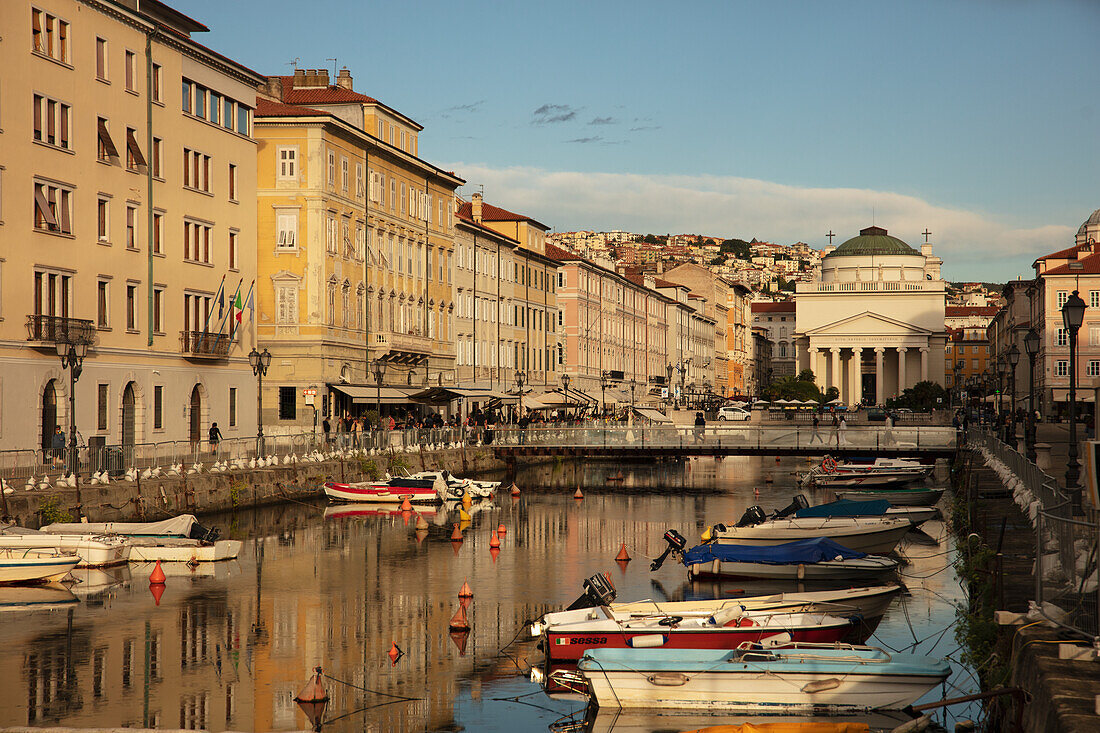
left=701, top=526, right=712, bottom=542
left=760, top=632, right=792, bottom=647
left=646, top=672, right=689, bottom=686
left=709, top=606, right=744, bottom=627
left=628, top=634, right=667, bottom=648
left=801, top=677, right=841, bottom=693
left=797, top=563, right=805, bottom=580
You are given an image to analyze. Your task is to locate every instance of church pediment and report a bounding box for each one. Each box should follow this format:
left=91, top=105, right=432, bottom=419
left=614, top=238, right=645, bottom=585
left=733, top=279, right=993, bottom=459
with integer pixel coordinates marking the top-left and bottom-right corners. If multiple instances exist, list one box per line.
left=805, top=311, right=932, bottom=337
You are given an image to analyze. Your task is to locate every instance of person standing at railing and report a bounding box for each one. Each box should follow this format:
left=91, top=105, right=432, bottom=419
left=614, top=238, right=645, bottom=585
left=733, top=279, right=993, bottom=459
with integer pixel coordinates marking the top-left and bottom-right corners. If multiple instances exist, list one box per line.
left=208, top=422, right=223, bottom=457
left=322, top=416, right=332, bottom=449
left=50, top=426, right=66, bottom=467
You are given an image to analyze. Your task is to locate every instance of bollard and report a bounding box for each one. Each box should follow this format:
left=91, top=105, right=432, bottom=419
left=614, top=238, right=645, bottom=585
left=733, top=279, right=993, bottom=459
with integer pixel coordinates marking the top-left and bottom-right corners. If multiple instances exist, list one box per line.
left=1034, top=443, right=1053, bottom=471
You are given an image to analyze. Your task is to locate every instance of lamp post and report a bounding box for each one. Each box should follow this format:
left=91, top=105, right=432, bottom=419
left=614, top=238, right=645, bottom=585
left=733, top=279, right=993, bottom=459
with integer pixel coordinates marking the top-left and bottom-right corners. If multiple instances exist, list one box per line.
left=56, top=340, right=88, bottom=514
left=665, top=363, right=674, bottom=410
left=1006, top=344, right=1020, bottom=446
left=514, top=370, right=526, bottom=424
left=247, top=347, right=271, bottom=456
left=1062, top=290, right=1087, bottom=506
left=561, top=373, right=571, bottom=420
left=678, top=362, right=687, bottom=410
left=600, top=370, right=611, bottom=419
left=997, top=357, right=1009, bottom=442
left=1025, top=328, right=1040, bottom=462
left=629, top=378, right=637, bottom=416
left=372, top=358, right=387, bottom=426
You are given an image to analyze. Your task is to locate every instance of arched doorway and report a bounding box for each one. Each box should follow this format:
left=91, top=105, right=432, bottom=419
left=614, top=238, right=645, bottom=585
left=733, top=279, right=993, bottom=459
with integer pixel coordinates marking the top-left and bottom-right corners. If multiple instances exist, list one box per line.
left=41, top=380, right=58, bottom=462
left=189, top=386, right=202, bottom=450
left=121, top=383, right=136, bottom=454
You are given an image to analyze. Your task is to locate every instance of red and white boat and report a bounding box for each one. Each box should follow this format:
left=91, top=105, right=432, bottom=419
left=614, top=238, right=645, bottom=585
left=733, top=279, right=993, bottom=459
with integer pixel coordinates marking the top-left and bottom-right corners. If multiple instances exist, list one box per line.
left=322, top=474, right=446, bottom=504
left=543, top=608, right=852, bottom=662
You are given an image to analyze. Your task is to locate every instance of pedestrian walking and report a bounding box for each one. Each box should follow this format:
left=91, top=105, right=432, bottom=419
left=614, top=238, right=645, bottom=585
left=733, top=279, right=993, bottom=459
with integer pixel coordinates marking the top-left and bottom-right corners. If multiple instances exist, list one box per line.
left=838, top=414, right=847, bottom=447
left=694, top=412, right=706, bottom=444
left=208, top=422, right=223, bottom=455
left=809, top=413, right=823, bottom=444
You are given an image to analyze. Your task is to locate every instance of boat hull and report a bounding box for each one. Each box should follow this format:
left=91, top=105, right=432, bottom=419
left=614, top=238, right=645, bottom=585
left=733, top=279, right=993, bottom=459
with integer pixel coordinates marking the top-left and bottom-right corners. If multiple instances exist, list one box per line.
left=813, top=473, right=922, bottom=489
left=126, top=539, right=242, bottom=562
left=323, top=481, right=440, bottom=504
left=836, top=489, right=944, bottom=507
left=688, top=556, right=898, bottom=581
left=712, top=519, right=911, bottom=554
left=0, top=552, right=81, bottom=584
left=0, top=535, right=131, bottom=567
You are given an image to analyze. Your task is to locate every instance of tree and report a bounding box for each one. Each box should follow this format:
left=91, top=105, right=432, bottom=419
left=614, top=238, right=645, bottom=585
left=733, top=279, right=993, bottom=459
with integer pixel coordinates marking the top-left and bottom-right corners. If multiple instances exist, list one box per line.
left=720, top=239, right=753, bottom=260
left=824, top=386, right=840, bottom=403
left=796, top=369, right=816, bottom=383
left=891, top=381, right=947, bottom=411
left=643, top=234, right=663, bottom=245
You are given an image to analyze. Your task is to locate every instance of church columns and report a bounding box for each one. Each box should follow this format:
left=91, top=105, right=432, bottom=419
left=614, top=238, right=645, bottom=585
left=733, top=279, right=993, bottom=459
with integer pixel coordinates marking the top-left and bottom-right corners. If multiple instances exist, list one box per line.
left=920, top=347, right=929, bottom=382
left=830, top=348, right=841, bottom=394
left=897, top=347, right=908, bottom=394
left=874, top=348, right=885, bottom=405
left=851, top=347, right=863, bottom=405
left=809, top=348, right=819, bottom=386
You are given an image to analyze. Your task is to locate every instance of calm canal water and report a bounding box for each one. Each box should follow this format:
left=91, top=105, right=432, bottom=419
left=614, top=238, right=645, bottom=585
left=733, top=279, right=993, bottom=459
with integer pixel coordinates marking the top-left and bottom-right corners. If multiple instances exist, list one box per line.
left=0, top=456, right=977, bottom=732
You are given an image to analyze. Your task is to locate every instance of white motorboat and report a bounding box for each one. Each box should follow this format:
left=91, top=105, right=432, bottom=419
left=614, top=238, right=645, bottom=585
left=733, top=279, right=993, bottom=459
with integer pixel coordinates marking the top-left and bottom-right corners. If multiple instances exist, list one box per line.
left=0, top=525, right=131, bottom=567
left=0, top=548, right=81, bottom=584
left=533, top=584, right=903, bottom=636
left=787, top=494, right=939, bottom=528
left=835, top=488, right=945, bottom=507
left=42, top=515, right=241, bottom=563
left=406, top=470, right=498, bottom=499
left=671, top=537, right=899, bottom=581
left=706, top=508, right=912, bottom=554
left=577, top=644, right=951, bottom=712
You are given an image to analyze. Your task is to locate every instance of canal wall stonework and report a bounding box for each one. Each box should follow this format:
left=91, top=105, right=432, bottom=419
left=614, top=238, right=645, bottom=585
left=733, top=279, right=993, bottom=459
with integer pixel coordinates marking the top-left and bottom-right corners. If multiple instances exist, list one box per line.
left=2, top=447, right=537, bottom=528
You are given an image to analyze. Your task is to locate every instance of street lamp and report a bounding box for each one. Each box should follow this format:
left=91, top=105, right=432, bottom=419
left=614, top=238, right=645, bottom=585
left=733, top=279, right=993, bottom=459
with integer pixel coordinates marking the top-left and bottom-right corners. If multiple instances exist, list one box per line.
left=55, top=340, right=88, bottom=514
left=514, top=370, right=526, bottom=425
left=1006, top=344, right=1020, bottom=446
left=372, top=358, right=387, bottom=427
left=997, top=357, right=1009, bottom=442
left=247, top=347, right=271, bottom=455
left=1024, top=328, right=1040, bottom=462
left=1062, top=289, right=1087, bottom=505
left=665, top=363, right=675, bottom=409
left=629, top=378, right=637, bottom=416
left=561, top=373, right=571, bottom=420
left=600, top=370, right=612, bottom=419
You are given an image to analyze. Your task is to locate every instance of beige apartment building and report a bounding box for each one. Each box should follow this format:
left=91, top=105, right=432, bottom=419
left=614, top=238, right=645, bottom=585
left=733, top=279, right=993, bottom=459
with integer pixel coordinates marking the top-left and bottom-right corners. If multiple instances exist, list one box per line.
left=726, top=282, right=752, bottom=395
left=253, top=69, right=462, bottom=428
left=660, top=262, right=730, bottom=396
left=453, top=194, right=560, bottom=396
left=0, top=0, right=263, bottom=456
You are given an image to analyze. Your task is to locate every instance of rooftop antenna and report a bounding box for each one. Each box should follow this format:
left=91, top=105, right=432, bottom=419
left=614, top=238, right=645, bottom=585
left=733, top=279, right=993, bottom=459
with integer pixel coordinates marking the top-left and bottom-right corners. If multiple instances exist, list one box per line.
left=326, top=58, right=338, bottom=81
left=287, top=57, right=300, bottom=71
left=478, top=184, right=485, bottom=196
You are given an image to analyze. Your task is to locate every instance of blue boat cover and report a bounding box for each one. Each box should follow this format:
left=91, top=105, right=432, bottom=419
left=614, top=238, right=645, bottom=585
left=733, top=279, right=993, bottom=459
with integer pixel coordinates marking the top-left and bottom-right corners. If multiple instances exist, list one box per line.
left=794, top=499, right=891, bottom=519
left=682, top=537, right=868, bottom=566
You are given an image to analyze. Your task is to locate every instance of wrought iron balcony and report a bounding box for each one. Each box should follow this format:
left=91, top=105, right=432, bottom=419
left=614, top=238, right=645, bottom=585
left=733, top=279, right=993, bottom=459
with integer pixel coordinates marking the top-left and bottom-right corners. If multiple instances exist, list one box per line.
left=180, top=330, right=231, bottom=358
left=26, top=314, right=96, bottom=347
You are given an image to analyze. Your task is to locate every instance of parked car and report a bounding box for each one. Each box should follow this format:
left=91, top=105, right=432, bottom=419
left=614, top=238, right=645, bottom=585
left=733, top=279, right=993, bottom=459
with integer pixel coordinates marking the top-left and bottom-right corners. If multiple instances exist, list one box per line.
left=716, top=405, right=751, bottom=421
left=866, top=408, right=887, bottom=422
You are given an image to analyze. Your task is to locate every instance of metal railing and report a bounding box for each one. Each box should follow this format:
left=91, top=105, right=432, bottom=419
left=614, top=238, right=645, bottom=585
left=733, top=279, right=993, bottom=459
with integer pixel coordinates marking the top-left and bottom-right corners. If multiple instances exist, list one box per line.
left=969, top=428, right=1098, bottom=639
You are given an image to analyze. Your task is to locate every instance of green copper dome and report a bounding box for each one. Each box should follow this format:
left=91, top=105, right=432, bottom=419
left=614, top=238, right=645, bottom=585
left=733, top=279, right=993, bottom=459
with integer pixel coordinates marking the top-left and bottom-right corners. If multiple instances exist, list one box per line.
left=827, top=226, right=920, bottom=257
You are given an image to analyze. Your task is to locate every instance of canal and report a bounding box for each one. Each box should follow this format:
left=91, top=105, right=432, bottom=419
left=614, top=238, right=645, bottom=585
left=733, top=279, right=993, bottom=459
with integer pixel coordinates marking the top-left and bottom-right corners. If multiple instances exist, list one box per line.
left=0, top=456, right=977, bottom=732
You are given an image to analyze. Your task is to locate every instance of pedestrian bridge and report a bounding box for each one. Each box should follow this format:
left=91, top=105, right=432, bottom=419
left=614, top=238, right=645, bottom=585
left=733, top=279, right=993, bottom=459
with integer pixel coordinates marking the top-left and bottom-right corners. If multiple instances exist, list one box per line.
left=490, top=424, right=958, bottom=460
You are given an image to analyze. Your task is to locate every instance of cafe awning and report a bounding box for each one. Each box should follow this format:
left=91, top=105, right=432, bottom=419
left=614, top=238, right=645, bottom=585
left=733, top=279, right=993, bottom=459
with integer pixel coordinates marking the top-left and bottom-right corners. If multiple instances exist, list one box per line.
left=1051, top=389, right=1096, bottom=403
left=633, top=407, right=672, bottom=424
left=330, top=384, right=417, bottom=405
left=407, top=387, right=519, bottom=405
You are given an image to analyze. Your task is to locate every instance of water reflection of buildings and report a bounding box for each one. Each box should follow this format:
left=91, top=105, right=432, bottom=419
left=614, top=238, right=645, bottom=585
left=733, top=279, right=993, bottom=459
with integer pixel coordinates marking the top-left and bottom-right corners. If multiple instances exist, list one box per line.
left=1, top=461, right=767, bottom=731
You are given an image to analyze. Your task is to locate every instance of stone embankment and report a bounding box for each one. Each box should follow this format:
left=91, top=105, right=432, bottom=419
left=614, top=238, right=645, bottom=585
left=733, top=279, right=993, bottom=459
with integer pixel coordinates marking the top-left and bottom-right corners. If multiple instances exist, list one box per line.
left=2, top=446, right=531, bottom=529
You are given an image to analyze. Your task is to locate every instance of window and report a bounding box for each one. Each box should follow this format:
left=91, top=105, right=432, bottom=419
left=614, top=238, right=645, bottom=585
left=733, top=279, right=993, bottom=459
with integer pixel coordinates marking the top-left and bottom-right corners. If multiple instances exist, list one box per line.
left=195, top=86, right=206, bottom=118
left=182, top=220, right=211, bottom=263
left=152, top=64, right=162, bottom=102
left=228, top=231, right=238, bottom=269
left=236, top=105, right=250, bottom=136
left=327, top=281, right=335, bottom=326
left=1091, top=291, right=1100, bottom=309
left=390, top=179, right=396, bottom=211
left=229, top=387, right=237, bottom=427
left=32, top=9, right=69, bottom=64
left=152, top=286, right=164, bottom=333
left=97, top=198, right=110, bottom=242
left=97, top=118, right=119, bottom=162
left=153, top=386, right=163, bottom=429
left=96, top=279, right=109, bottom=327
left=341, top=157, right=348, bottom=192
left=1055, top=360, right=1069, bottom=377
left=276, top=211, right=297, bottom=249
left=126, top=283, right=138, bottom=330
left=181, top=79, right=191, bottom=113
left=125, top=128, right=147, bottom=171
left=277, top=147, right=297, bottom=179
left=33, top=95, right=71, bottom=150
left=356, top=164, right=363, bottom=198
left=279, top=387, right=296, bottom=420
left=276, top=283, right=297, bottom=324
left=1057, top=327, right=1068, bottom=347
left=151, top=137, right=162, bottom=177
left=152, top=212, right=163, bottom=254
left=97, top=384, right=109, bottom=431
left=228, top=163, right=237, bottom=201
left=223, top=98, right=233, bottom=130
left=209, top=92, right=220, bottom=125
left=33, top=180, right=72, bottom=234
left=1088, top=361, right=1100, bottom=378
left=1090, top=326, right=1100, bottom=347
left=95, top=38, right=108, bottom=80
left=326, top=216, right=337, bottom=254
left=1057, top=291, right=1069, bottom=308
left=401, top=183, right=406, bottom=214
left=125, top=205, right=138, bottom=249
left=327, top=151, right=335, bottom=186
left=33, top=270, right=72, bottom=320
left=183, top=148, right=211, bottom=192
left=124, top=50, right=136, bottom=91
left=558, top=271, right=565, bottom=287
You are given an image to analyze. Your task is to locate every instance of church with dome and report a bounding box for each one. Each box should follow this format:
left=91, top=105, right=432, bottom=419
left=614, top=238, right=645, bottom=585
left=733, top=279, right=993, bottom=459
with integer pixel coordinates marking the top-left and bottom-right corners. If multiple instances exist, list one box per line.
left=794, top=226, right=947, bottom=405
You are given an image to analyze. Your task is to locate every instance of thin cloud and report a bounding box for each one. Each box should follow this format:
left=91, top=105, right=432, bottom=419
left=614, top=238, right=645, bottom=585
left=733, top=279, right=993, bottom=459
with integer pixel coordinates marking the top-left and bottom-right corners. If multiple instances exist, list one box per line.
left=629, top=125, right=661, bottom=132
left=439, top=163, right=1074, bottom=281
left=533, top=104, right=577, bottom=124
left=589, top=116, right=618, bottom=126
left=438, top=99, right=486, bottom=118
left=565, top=136, right=603, bottom=144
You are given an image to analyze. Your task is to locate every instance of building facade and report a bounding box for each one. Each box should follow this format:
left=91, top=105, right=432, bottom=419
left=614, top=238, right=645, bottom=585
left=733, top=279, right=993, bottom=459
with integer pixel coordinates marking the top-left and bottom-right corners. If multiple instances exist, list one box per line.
left=0, top=0, right=263, bottom=455
left=253, top=69, right=462, bottom=427
left=751, top=301, right=796, bottom=379
left=794, top=226, right=947, bottom=406
left=661, top=262, right=730, bottom=396
left=725, top=283, right=752, bottom=396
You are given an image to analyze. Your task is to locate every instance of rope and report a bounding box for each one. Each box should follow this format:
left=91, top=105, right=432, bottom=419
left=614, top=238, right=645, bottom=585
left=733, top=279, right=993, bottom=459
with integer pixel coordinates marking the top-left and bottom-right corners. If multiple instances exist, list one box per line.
left=321, top=671, right=424, bottom=702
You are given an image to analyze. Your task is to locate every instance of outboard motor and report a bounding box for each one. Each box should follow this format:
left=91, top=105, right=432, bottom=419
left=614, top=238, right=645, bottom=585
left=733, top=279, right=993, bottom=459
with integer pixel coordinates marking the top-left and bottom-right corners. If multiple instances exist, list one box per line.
left=564, top=573, right=618, bottom=611
left=735, top=506, right=768, bottom=527
left=649, top=529, right=688, bottom=571
left=188, top=520, right=220, bottom=543
left=773, top=494, right=810, bottom=519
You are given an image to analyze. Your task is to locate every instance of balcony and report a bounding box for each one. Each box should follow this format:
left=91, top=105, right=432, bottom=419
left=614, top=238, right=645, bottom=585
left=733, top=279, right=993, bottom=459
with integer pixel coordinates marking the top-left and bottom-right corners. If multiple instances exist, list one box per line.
left=26, top=314, right=96, bottom=348
left=180, top=330, right=231, bottom=359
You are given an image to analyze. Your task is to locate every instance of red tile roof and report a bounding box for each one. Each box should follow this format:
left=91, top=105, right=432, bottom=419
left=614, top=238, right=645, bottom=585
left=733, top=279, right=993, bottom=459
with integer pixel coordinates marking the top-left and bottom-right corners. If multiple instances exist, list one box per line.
left=271, top=76, right=379, bottom=105
left=255, top=98, right=327, bottom=118
left=945, top=306, right=999, bottom=317
left=456, top=201, right=549, bottom=230
left=545, top=243, right=580, bottom=262
left=1044, top=250, right=1100, bottom=275
left=654, top=278, right=687, bottom=290
left=751, top=301, right=795, bottom=313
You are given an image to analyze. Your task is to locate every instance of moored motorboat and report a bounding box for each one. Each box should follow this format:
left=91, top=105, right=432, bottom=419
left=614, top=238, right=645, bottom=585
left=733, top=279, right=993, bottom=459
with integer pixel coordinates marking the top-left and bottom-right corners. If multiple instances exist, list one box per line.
left=322, top=474, right=445, bottom=503
left=577, top=644, right=951, bottom=712
left=0, top=525, right=131, bottom=567
left=704, top=506, right=911, bottom=554
left=804, top=457, right=928, bottom=489
left=835, top=488, right=944, bottom=507
left=679, top=538, right=899, bottom=581
left=793, top=497, right=940, bottom=528
left=0, top=548, right=81, bottom=584
left=406, top=470, right=498, bottom=499
left=42, top=515, right=241, bottom=563
left=543, top=609, right=853, bottom=662
left=533, top=584, right=903, bottom=636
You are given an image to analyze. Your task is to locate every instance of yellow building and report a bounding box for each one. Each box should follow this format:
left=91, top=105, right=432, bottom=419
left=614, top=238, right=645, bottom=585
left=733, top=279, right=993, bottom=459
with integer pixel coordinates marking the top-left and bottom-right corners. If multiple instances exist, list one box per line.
left=254, top=69, right=462, bottom=427
left=0, top=0, right=263, bottom=456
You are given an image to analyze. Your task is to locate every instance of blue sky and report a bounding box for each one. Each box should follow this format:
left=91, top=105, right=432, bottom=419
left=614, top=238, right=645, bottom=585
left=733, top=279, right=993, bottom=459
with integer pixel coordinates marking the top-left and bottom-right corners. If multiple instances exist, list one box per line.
left=182, top=0, right=1098, bottom=281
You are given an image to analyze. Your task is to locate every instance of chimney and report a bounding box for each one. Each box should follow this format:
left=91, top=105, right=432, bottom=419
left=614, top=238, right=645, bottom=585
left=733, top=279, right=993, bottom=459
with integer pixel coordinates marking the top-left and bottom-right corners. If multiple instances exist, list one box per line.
left=336, top=67, right=353, bottom=90
left=316, top=68, right=330, bottom=87
left=657, top=258, right=664, bottom=275
left=293, top=68, right=306, bottom=87
left=472, top=192, right=483, bottom=224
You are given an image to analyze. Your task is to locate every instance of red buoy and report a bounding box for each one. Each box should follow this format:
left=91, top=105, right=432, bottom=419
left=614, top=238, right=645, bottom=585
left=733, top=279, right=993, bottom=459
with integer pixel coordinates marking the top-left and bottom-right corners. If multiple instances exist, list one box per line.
left=489, top=530, right=501, bottom=549
left=450, top=523, right=463, bottom=542
left=573, top=488, right=584, bottom=500
left=459, top=579, right=473, bottom=598
left=615, top=543, right=631, bottom=562
left=510, top=484, right=521, bottom=496
left=497, top=523, right=506, bottom=535
left=294, top=667, right=330, bottom=703
left=400, top=497, right=413, bottom=511
left=149, top=559, right=166, bottom=584
left=387, top=642, right=403, bottom=666
left=449, top=629, right=470, bottom=656
left=449, top=605, right=470, bottom=631
left=149, top=582, right=165, bottom=606
left=489, top=547, right=500, bottom=563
